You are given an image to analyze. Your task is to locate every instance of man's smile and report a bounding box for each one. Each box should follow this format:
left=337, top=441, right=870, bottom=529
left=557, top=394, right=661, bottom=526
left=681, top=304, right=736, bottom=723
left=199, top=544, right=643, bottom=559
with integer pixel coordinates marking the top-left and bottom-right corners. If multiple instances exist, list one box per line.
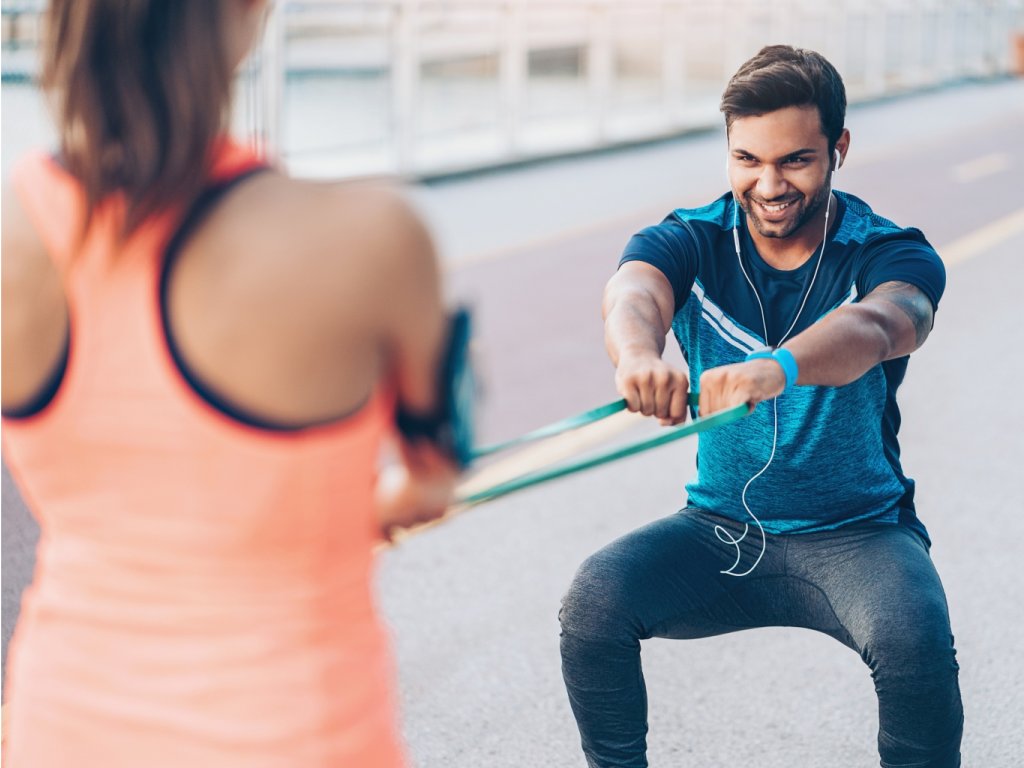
left=748, top=196, right=802, bottom=222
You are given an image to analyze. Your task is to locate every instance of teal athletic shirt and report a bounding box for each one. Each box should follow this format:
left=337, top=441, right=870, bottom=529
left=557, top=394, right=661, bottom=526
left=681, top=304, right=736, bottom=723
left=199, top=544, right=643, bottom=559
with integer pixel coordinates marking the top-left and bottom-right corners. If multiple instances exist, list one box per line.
left=619, top=191, right=946, bottom=541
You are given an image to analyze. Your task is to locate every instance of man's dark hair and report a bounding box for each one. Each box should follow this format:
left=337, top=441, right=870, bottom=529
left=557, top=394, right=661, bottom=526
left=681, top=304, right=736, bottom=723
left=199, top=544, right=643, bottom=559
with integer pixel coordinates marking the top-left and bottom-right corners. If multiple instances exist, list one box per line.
left=720, top=45, right=847, bottom=151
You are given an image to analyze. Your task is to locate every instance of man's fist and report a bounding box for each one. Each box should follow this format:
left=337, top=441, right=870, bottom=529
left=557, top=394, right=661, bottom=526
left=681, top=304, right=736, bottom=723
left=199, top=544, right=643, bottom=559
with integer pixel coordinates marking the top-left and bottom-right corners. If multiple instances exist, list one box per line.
left=615, top=351, right=691, bottom=426
left=697, top=357, right=787, bottom=417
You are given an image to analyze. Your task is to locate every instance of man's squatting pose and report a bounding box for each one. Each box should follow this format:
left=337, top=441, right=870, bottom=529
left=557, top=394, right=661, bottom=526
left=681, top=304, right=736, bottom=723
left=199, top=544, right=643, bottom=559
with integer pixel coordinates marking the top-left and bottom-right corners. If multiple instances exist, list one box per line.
left=559, top=45, right=963, bottom=768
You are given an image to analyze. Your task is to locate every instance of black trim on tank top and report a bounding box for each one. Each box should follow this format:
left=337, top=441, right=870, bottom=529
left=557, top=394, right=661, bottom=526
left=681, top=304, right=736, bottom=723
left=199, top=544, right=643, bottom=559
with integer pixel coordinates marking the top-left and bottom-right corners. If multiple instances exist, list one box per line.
left=2, top=153, right=72, bottom=420
left=1, top=330, right=71, bottom=419
left=159, top=167, right=369, bottom=433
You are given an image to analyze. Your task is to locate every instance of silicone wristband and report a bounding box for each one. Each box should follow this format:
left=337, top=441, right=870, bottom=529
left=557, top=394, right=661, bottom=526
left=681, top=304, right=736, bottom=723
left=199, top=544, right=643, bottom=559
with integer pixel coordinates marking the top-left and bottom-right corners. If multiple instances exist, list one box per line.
left=745, top=347, right=798, bottom=393
left=771, top=347, right=799, bottom=391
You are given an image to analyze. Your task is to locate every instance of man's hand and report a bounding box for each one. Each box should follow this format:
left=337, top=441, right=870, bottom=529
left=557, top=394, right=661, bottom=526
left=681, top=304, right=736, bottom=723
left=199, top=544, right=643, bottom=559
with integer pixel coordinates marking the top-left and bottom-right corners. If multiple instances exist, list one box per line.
left=603, top=262, right=685, bottom=425
left=616, top=350, right=691, bottom=426
left=697, top=357, right=787, bottom=417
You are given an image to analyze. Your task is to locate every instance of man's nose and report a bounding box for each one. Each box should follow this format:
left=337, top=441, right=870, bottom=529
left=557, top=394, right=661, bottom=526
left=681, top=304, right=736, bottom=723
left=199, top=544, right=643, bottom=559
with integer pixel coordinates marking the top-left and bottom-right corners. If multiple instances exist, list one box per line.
left=755, top=165, right=787, bottom=200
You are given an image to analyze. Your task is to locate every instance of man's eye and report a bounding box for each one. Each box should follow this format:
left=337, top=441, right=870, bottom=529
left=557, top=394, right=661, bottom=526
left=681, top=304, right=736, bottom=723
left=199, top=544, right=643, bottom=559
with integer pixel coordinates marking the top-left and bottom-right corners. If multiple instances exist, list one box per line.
left=784, top=158, right=809, bottom=167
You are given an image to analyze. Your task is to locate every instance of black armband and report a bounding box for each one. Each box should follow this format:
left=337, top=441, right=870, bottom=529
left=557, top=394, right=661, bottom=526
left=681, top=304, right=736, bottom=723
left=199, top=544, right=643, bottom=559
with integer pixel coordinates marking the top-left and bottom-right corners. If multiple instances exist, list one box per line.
left=396, top=306, right=476, bottom=467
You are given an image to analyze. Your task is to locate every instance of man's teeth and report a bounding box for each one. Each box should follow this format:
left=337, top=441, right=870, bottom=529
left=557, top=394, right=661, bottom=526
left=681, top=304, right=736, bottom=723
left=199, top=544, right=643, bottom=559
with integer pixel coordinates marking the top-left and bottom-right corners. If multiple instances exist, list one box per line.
left=759, top=201, right=793, bottom=212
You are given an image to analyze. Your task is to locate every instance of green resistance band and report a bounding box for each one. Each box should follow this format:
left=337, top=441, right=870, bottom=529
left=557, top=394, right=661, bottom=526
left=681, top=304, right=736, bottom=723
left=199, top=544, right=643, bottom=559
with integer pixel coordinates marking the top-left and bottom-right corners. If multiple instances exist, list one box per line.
left=459, top=395, right=747, bottom=506
left=473, top=393, right=704, bottom=459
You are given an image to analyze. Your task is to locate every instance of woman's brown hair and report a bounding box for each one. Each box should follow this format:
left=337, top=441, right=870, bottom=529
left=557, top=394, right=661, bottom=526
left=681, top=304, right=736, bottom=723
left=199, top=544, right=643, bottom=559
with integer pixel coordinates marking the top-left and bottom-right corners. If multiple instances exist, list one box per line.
left=42, top=0, right=235, bottom=239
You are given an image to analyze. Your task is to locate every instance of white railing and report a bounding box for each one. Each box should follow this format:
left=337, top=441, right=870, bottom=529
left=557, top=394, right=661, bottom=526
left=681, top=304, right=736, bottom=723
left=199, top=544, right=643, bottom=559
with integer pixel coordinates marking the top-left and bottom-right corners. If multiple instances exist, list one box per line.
left=244, top=0, right=1024, bottom=179
left=3, top=1, right=1022, bottom=179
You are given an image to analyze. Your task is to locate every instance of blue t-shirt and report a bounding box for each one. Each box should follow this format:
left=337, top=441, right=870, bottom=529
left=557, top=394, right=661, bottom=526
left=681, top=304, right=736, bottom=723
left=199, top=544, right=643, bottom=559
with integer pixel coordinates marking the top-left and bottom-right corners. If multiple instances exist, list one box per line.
left=620, top=191, right=945, bottom=540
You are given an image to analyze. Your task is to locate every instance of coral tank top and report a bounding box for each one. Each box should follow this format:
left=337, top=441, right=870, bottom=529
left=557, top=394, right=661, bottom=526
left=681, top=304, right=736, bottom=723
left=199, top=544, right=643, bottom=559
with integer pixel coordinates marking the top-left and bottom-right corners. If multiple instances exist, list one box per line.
left=2, top=141, right=407, bottom=767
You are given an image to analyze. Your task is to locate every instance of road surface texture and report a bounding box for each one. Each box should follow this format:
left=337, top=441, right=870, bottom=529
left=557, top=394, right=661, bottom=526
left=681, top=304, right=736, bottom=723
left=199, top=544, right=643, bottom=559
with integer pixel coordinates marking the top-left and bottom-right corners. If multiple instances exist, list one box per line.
left=4, top=77, right=1022, bottom=766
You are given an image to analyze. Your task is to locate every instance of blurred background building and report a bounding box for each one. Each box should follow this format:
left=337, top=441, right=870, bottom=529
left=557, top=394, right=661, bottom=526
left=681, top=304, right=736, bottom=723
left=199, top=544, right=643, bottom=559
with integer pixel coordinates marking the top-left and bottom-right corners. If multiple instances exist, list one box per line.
left=3, top=0, right=1023, bottom=179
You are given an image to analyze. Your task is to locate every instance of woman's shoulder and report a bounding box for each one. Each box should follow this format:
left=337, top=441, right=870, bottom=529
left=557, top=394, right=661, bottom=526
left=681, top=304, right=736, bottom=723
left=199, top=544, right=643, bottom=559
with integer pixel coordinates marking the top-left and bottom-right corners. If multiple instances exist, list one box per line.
left=210, top=171, right=433, bottom=290
left=164, top=169, right=440, bottom=426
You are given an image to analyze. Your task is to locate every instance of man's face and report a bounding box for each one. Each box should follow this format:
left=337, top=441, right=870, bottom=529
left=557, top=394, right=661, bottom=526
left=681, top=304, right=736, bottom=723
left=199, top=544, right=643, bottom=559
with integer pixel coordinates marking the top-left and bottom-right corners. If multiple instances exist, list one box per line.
left=727, top=105, right=836, bottom=240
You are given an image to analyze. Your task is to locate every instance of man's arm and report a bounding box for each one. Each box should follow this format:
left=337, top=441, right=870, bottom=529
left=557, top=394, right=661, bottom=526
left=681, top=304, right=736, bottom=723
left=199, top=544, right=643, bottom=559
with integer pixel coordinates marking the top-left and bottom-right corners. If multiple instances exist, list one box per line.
left=603, top=261, right=691, bottom=424
left=697, top=280, right=936, bottom=415
left=786, top=280, right=934, bottom=384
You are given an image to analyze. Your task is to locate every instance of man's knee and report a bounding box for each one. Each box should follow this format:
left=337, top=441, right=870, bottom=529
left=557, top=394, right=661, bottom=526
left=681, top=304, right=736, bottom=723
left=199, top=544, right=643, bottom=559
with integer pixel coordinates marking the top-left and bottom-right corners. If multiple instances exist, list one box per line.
left=559, top=551, right=641, bottom=645
left=859, top=600, right=959, bottom=689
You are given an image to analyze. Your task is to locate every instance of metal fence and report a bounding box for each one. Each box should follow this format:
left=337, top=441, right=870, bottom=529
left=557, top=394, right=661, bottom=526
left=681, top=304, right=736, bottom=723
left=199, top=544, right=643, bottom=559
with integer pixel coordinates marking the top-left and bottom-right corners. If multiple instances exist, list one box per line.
left=250, top=0, right=1024, bottom=178
left=4, top=0, right=1023, bottom=179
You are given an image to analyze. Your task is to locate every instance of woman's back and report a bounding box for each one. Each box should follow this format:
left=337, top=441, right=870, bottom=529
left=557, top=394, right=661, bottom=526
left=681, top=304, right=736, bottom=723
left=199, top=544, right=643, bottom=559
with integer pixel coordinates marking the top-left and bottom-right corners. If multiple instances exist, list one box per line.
left=1, top=138, right=438, bottom=766
left=2, top=4, right=457, bottom=762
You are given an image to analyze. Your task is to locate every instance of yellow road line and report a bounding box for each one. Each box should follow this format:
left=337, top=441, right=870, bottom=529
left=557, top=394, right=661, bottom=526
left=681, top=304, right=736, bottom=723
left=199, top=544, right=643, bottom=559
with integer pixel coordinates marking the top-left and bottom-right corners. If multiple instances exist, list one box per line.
left=951, top=151, right=1012, bottom=183
left=939, top=206, right=1024, bottom=266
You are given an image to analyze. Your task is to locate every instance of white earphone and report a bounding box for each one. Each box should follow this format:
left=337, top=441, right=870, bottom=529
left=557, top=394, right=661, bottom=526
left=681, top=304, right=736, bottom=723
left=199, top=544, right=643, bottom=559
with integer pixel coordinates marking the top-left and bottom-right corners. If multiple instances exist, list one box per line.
left=716, top=145, right=840, bottom=577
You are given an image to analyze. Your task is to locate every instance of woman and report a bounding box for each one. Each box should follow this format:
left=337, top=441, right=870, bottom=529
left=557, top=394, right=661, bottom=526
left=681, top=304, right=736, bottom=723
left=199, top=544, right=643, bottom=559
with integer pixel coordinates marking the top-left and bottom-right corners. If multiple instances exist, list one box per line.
left=1, top=1, right=457, bottom=765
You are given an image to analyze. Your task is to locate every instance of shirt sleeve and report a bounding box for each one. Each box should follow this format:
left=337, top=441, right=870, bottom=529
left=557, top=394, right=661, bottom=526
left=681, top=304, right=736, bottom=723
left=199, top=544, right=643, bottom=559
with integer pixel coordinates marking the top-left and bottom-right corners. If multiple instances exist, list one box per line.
left=856, top=228, right=946, bottom=311
left=618, top=216, right=700, bottom=312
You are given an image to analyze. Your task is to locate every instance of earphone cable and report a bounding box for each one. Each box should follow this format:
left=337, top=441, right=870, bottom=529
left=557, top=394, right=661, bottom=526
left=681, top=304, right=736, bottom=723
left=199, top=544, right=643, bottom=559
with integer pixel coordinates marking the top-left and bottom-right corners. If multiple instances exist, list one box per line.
left=719, top=174, right=834, bottom=576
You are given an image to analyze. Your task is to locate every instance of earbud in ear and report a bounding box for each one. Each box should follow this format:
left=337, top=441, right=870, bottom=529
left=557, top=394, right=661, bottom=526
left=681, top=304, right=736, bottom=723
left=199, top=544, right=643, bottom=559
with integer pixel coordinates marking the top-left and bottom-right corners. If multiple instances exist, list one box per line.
left=833, top=149, right=841, bottom=172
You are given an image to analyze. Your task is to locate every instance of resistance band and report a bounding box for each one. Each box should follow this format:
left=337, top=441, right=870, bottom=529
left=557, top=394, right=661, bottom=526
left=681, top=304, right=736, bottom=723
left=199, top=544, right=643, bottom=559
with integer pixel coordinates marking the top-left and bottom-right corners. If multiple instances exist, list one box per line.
left=398, top=307, right=749, bottom=506
left=472, top=392, right=715, bottom=457
left=458, top=395, right=748, bottom=506
left=471, top=398, right=630, bottom=459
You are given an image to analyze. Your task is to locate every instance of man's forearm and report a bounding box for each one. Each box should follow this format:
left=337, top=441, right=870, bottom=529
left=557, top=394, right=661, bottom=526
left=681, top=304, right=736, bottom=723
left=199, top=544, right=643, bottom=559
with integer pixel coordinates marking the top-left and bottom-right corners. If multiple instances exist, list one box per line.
left=604, top=293, right=668, bottom=367
left=603, top=266, right=690, bottom=421
left=783, top=305, right=894, bottom=386
left=783, top=283, right=933, bottom=386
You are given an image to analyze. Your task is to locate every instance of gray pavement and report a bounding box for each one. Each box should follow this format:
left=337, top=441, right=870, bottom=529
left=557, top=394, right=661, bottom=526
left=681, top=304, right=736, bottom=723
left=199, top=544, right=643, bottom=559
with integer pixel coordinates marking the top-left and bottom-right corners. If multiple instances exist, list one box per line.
left=3, top=77, right=1024, bottom=765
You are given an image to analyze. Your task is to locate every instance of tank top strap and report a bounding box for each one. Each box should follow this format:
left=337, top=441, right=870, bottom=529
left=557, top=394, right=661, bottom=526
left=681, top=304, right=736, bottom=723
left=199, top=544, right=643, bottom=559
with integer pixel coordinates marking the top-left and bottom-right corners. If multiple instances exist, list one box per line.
left=207, top=137, right=269, bottom=181
left=10, top=139, right=268, bottom=276
left=163, top=166, right=270, bottom=271
left=157, top=139, right=270, bottom=272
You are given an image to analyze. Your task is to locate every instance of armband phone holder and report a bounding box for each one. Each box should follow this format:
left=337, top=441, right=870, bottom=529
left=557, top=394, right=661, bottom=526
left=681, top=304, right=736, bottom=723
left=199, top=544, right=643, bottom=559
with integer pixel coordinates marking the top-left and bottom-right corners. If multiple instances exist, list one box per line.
left=396, top=306, right=476, bottom=468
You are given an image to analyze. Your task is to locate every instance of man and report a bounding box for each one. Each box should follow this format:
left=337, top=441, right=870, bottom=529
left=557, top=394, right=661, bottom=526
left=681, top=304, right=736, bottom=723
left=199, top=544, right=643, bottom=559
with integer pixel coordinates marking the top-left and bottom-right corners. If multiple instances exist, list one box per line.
left=559, top=46, right=962, bottom=768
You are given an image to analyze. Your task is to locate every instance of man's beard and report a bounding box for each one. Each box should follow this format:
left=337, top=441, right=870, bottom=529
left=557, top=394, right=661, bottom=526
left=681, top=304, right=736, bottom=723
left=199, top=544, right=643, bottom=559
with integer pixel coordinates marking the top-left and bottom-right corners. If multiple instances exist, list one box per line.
left=740, top=181, right=831, bottom=240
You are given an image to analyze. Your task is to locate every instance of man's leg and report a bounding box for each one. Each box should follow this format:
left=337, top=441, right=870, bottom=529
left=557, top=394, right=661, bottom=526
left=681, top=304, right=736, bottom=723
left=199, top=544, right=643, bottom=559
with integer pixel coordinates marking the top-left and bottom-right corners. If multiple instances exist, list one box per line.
left=558, top=508, right=786, bottom=768
left=788, top=523, right=963, bottom=768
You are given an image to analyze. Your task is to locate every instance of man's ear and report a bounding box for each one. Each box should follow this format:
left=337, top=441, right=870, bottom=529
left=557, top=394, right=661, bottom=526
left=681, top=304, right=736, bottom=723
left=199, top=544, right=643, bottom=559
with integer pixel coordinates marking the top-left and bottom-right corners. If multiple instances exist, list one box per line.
left=833, top=128, right=851, bottom=170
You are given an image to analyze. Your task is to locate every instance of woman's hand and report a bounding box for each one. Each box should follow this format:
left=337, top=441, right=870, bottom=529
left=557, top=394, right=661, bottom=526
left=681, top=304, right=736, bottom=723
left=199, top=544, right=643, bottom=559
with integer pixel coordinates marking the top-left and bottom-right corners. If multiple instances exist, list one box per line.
left=375, top=439, right=459, bottom=542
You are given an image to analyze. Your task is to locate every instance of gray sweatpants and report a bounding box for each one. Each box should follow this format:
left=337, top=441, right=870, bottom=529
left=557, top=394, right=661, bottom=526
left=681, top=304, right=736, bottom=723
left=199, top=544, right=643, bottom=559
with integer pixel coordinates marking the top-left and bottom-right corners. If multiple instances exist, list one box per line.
left=559, top=508, right=963, bottom=768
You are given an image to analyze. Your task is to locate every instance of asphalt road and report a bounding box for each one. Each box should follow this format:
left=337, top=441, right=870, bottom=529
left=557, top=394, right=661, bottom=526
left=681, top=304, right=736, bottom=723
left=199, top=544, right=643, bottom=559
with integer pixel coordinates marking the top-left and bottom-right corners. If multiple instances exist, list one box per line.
left=4, top=77, right=1023, bottom=766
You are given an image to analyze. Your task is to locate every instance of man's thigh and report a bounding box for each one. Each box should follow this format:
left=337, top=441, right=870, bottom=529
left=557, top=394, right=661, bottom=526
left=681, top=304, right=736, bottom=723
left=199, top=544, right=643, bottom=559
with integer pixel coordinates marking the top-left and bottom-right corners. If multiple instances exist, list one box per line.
left=785, top=522, right=954, bottom=653
left=565, top=508, right=792, bottom=642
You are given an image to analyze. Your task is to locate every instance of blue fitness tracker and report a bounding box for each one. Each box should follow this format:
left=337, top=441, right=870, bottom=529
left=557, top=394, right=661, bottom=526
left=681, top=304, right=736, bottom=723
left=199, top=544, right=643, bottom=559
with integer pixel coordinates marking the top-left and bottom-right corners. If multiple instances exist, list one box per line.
left=745, top=347, right=799, bottom=393
left=771, top=347, right=799, bottom=391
